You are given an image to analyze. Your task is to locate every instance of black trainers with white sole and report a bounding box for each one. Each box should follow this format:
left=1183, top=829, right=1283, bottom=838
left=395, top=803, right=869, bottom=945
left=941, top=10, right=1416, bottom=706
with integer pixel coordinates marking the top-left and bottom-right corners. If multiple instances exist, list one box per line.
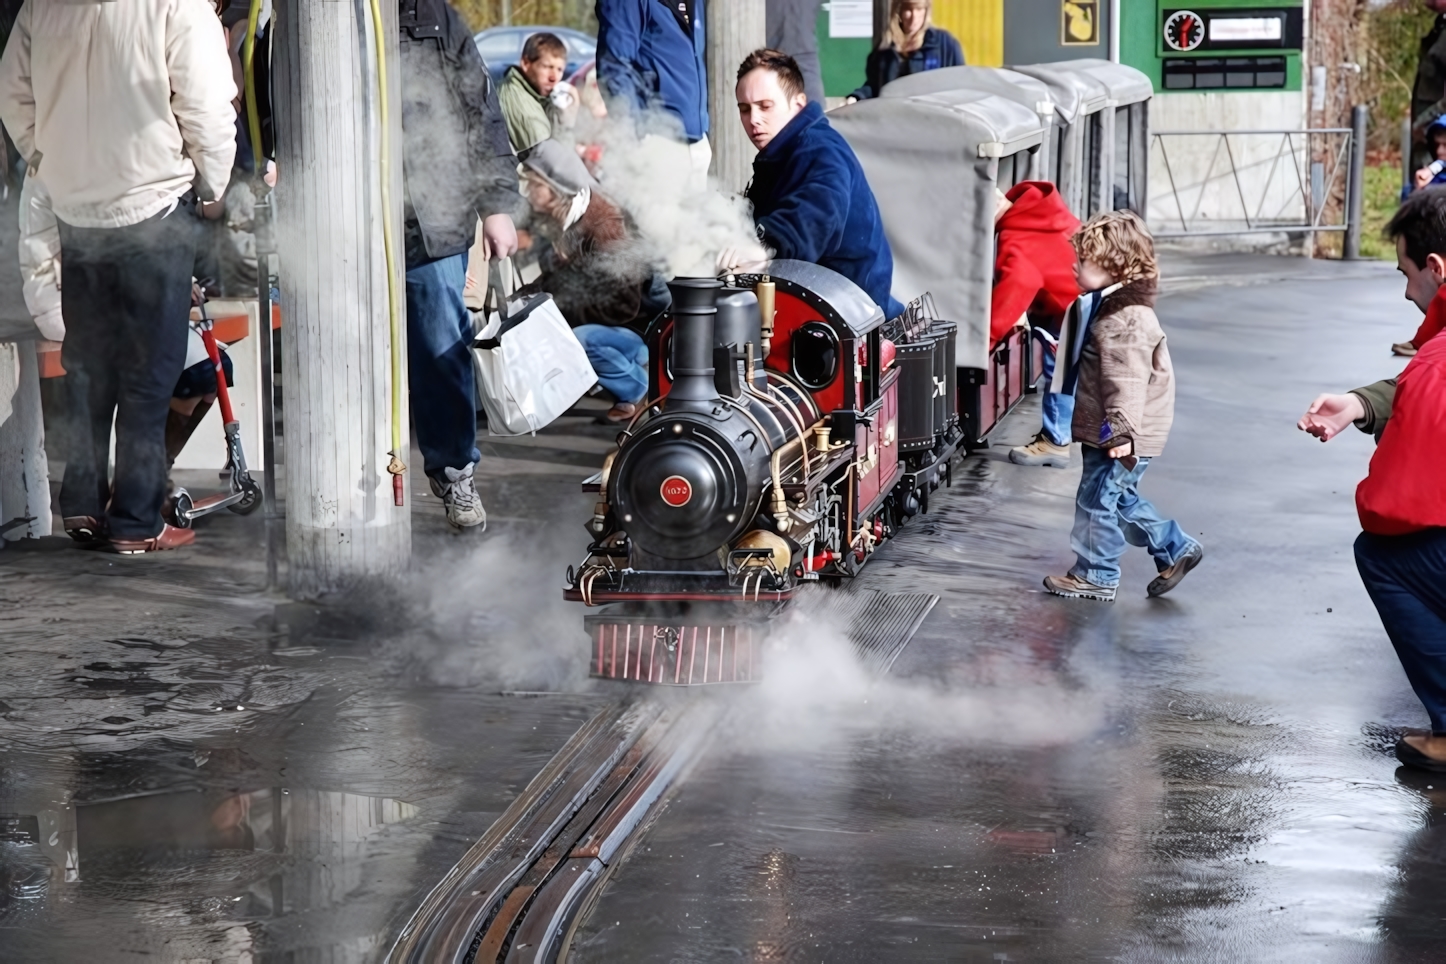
left=430, top=462, right=486, bottom=530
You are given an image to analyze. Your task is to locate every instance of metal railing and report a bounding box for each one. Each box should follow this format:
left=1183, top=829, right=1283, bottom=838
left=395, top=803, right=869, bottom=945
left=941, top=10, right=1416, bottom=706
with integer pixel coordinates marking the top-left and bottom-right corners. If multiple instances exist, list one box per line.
left=1148, top=106, right=1368, bottom=254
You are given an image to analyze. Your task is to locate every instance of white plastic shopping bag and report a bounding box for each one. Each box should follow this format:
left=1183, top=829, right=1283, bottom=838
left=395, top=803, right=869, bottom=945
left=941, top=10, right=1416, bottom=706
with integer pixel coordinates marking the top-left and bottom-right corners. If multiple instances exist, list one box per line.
left=472, top=259, right=596, bottom=436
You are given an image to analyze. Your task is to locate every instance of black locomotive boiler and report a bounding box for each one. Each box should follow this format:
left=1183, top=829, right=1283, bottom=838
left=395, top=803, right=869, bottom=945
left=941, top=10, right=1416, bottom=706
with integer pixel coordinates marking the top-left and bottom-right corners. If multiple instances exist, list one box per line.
left=564, top=261, right=964, bottom=684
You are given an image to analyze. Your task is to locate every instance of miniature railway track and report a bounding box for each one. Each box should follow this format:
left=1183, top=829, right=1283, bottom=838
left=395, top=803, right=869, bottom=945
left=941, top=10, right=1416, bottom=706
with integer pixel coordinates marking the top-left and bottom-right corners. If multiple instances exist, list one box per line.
left=388, top=698, right=717, bottom=964
left=389, top=589, right=937, bottom=963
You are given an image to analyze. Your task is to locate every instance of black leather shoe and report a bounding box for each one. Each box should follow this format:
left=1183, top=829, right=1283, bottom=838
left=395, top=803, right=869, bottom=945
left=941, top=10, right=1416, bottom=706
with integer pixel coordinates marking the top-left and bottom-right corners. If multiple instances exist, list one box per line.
left=1148, top=544, right=1204, bottom=597
left=1396, top=737, right=1446, bottom=773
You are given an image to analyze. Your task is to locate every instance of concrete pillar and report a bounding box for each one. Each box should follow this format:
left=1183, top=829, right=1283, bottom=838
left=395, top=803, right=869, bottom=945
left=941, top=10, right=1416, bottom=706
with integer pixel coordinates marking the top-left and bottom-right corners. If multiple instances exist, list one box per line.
left=271, top=0, right=410, bottom=597
left=707, top=0, right=766, bottom=193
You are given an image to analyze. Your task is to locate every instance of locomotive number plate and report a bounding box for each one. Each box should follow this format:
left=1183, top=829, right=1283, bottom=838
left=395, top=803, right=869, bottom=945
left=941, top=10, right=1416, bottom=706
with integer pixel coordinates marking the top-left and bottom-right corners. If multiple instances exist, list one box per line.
left=660, top=475, right=693, bottom=507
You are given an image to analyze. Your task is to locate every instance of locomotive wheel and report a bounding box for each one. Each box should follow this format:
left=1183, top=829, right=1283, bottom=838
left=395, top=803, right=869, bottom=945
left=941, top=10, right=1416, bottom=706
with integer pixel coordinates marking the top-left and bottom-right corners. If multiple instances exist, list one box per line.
left=229, top=479, right=263, bottom=515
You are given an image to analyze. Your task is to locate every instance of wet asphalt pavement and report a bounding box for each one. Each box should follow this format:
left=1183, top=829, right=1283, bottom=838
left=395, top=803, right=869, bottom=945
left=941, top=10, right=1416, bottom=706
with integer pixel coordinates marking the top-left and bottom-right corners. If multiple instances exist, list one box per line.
left=2, top=254, right=1443, bottom=961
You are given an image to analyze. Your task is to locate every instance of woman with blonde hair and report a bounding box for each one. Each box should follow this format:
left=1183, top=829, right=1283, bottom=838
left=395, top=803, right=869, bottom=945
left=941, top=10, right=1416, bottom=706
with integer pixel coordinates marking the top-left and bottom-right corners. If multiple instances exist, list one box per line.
left=846, top=0, right=964, bottom=102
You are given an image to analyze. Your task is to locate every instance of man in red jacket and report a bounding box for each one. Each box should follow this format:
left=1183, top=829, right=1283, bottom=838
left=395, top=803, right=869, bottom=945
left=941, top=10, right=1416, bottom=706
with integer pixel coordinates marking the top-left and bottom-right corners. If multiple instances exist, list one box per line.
left=990, top=181, right=1082, bottom=468
left=1297, top=187, right=1446, bottom=771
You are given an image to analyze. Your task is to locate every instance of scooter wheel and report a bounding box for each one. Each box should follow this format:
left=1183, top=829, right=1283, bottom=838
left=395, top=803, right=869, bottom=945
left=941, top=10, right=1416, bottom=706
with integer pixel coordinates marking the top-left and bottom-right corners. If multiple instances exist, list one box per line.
left=171, top=490, right=194, bottom=529
left=229, top=479, right=263, bottom=516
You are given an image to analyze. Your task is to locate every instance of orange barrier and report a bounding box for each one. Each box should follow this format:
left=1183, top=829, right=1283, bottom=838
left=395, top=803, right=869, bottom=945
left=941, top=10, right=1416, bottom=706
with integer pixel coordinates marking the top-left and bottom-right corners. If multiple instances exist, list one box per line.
left=37, top=304, right=282, bottom=379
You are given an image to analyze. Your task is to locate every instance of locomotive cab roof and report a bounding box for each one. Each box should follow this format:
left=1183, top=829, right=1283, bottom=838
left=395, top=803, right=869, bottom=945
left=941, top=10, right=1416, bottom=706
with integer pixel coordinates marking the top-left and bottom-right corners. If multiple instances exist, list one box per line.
left=830, top=89, right=1045, bottom=371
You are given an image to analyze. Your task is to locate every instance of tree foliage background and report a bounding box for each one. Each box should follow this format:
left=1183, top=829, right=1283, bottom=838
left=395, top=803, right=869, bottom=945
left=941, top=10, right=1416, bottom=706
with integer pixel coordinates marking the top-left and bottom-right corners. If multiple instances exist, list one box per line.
left=1362, top=0, right=1437, bottom=151
left=453, top=0, right=597, bottom=33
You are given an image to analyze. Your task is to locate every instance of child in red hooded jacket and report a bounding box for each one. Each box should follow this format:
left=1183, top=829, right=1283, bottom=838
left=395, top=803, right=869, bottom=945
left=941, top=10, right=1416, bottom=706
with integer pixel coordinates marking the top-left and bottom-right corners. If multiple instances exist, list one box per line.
left=990, top=181, right=1083, bottom=468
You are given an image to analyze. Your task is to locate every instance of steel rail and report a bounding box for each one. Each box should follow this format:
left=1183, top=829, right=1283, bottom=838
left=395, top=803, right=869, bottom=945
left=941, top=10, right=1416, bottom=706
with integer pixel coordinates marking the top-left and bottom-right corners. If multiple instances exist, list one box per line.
left=386, top=699, right=716, bottom=964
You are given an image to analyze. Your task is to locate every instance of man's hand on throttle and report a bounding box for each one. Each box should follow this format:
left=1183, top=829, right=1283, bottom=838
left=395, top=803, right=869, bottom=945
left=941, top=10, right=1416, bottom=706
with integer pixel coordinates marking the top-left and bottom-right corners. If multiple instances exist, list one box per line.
left=482, top=214, right=518, bottom=260
left=1297, top=392, right=1365, bottom=442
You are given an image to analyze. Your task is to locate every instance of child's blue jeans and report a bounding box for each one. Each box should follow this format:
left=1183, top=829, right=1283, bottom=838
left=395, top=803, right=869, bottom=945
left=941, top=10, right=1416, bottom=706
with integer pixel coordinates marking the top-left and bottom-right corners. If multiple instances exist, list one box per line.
left=1036, top=334, right=1075, bottom=447
left=1069, top=445, right=1198, bottom=588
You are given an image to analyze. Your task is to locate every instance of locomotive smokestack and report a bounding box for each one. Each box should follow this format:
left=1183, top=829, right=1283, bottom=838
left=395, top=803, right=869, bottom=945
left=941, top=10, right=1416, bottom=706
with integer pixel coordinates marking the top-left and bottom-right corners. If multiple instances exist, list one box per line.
left=666, top=277, right=724, bottom=407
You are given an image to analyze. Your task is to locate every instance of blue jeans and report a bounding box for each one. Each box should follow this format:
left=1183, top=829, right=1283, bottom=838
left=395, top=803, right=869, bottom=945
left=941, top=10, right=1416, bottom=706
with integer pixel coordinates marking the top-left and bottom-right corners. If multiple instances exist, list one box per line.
left=1070, top=445, right=1198, bottom=588
left=574, top=324, right=648, bottom=404
left=1036, top=333, right=1074, bottom=446
left=406, top=253, right=479, bottom=478
left=58, top=200, right=197, bottom=539
left=1356, top=529, right=1446, bottom=731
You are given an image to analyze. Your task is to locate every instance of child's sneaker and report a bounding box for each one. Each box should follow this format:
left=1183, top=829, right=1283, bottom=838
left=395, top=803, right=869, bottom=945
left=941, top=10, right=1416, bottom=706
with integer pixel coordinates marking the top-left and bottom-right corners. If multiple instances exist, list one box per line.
left=1043, top=573, right=1116, bottom=601
left=1147, top=543, right=1204, bottom=597
left=1010, top=433, right=1071, bottom=467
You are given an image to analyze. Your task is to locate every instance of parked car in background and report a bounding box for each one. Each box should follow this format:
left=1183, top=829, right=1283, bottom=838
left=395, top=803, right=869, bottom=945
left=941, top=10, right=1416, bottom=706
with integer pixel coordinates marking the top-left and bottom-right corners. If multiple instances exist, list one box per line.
left=474, top=26, right=597, bottom=84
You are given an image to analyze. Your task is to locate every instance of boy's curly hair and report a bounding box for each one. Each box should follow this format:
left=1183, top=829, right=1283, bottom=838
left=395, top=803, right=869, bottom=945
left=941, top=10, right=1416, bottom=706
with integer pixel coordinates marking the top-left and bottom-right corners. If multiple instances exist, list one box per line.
left=1071, top=210, right=1158, bottom=284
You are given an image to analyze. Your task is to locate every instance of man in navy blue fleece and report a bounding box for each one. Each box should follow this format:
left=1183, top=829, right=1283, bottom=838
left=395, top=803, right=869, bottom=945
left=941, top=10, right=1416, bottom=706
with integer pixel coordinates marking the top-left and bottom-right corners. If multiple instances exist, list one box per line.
left=596, top=0, right=710, bottom=172
left=729, top=49, right=903, bottom=319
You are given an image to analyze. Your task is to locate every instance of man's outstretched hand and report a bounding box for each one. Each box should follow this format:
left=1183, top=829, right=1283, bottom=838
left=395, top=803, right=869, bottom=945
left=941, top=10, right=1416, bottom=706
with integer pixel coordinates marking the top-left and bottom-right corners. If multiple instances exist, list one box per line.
left=1298, top=392, right=1365, bottom=442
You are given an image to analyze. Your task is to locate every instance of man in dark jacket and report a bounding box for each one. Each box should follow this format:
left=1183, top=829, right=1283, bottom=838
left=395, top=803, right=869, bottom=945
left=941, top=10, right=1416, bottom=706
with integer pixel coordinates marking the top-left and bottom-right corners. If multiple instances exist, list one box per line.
left=400, top=0, right=522, bottom=529
left=596, top=0, right=709, bottom=168
left=1413, top=1, right=1446, bottom=168
left=730, top=48, right=902, bottom=319
left=1297, top=187, right=1446, bottom=773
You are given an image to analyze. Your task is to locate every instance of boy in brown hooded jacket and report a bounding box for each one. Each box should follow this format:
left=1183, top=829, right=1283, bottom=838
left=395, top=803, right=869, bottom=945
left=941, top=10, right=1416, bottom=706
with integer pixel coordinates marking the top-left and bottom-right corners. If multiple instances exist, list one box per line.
left=1043, top=211, right=1203, bottom=602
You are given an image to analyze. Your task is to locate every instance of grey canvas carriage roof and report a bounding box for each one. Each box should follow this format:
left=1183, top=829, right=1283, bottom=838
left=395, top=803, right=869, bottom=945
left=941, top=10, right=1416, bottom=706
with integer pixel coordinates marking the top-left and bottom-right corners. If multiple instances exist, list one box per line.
left=879, top=66, right=1055, bottom=121
left=1049, top=58, right=1153, bottom=106
left=850, top=86, right=1045, bottom=158
left=1007, top=62, right=1109, bottom=121
left=830, top=91, right=1044, bottom=369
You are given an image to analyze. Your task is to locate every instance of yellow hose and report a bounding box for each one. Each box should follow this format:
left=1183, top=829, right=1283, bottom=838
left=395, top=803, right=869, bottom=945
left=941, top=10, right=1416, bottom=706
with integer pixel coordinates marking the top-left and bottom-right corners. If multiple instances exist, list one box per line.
left=242, top=0, right=263, bottom=173
left=362, top=0, right=408, bottom=502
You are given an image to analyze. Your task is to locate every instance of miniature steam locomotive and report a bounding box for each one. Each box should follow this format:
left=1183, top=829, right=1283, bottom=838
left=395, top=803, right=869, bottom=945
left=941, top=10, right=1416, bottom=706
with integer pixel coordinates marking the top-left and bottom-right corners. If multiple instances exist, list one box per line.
left=563, top=262, right=965, bottom=679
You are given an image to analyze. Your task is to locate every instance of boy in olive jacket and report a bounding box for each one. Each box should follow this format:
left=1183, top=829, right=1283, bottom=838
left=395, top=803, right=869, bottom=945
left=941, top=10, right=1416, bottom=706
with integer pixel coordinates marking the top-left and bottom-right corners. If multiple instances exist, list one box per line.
left=1044, top=211, right=1204, bottom=602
